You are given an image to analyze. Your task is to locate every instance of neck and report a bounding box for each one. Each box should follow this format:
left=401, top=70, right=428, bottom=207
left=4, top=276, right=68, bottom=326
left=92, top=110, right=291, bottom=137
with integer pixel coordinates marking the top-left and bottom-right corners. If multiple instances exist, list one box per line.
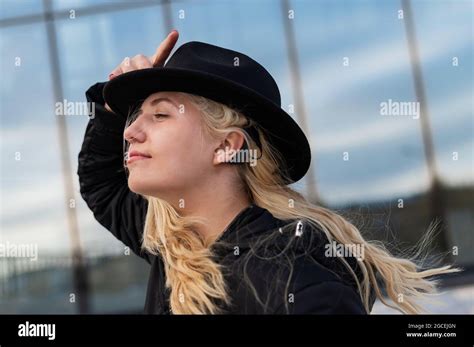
left=169, top=177, right=251, bottom=244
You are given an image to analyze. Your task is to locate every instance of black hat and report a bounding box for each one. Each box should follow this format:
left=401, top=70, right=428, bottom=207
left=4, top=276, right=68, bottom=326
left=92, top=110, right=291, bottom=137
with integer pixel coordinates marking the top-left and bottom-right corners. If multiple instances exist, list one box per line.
left=103, top=41, right=311, bottom=183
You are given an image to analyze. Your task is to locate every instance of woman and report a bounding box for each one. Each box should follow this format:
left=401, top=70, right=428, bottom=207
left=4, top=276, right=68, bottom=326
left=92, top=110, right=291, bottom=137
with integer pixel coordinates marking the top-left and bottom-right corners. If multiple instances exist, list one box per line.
left=77, top=30, right=456, bottom=314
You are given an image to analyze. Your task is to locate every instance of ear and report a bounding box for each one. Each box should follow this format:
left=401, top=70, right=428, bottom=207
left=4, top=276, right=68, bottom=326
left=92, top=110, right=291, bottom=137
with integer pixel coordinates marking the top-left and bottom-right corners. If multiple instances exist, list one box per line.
left=213, top=131, right=246, bottom=165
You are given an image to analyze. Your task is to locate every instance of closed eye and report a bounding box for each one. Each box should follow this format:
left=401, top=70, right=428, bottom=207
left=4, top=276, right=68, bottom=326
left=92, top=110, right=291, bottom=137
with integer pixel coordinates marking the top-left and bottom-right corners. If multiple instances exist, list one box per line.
left=153, top=113, right=169, bottom=119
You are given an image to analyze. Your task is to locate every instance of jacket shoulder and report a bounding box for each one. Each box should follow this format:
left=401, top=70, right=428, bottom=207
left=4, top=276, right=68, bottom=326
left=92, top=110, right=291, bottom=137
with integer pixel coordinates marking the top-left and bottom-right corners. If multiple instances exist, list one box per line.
left=235, top=217, right=370, bottom=314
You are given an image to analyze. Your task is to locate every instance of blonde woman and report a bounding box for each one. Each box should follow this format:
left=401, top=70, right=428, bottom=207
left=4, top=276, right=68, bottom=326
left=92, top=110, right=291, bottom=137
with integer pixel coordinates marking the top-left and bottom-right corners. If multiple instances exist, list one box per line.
left=77, top=30, right=456, bottom=314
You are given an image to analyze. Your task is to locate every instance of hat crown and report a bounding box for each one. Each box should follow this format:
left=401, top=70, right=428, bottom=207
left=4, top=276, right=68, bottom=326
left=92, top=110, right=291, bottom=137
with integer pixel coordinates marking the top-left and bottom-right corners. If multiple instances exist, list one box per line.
left=164, top=41, right=282, bottom=106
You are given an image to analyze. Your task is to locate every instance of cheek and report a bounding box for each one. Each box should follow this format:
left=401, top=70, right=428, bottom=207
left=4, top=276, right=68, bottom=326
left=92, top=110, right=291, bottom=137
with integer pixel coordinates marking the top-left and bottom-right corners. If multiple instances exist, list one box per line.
left=128, top=122, right=214, bottom=189
left=163, top=126, right=214, bottom=177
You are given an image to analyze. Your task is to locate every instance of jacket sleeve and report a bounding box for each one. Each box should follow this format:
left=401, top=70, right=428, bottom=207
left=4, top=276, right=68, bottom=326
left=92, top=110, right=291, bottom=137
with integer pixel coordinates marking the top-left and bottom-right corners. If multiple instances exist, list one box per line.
left=77, top=81, right=151, bottom=264
left=276, top=281, right=367, bottom=314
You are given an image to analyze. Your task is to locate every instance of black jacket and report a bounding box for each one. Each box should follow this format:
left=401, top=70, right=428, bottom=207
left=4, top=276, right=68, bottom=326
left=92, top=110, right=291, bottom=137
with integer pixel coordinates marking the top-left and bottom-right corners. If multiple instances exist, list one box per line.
left=78, top=82, right=374, bottom=314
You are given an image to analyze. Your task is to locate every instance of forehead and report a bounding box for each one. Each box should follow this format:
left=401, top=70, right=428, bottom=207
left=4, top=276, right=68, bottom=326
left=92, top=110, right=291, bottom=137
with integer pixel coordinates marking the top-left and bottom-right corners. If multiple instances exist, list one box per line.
left=142, top=91, right=184, bottom=108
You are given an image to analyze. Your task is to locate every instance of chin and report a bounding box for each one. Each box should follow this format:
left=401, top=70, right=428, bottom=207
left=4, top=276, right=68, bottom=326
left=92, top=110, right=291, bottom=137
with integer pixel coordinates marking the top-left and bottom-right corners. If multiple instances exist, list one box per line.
left=127, top=176, right=169, bottom=198
left=127, top=176, right=151, bottom=195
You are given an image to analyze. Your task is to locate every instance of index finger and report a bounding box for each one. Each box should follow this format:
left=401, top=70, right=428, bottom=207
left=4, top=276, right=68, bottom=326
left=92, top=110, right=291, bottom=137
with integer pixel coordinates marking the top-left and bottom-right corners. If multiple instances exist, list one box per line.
left=151, top=30, right=180, bottom=67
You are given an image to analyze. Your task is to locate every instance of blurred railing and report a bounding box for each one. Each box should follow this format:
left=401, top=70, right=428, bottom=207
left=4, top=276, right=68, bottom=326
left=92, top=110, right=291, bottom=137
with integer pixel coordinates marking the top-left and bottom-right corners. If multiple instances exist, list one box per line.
left=0, top=253, right=149, bottom=313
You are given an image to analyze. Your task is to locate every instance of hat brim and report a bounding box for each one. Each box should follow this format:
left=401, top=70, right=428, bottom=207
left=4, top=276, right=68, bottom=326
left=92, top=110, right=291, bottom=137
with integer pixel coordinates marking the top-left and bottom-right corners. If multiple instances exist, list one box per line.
left=103, top=67, right=311, bottom=183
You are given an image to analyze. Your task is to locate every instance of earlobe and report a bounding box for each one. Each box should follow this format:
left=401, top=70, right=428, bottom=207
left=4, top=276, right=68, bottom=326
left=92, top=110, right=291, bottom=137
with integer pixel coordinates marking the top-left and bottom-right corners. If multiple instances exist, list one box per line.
left=213, top=146, right=236, bottom=164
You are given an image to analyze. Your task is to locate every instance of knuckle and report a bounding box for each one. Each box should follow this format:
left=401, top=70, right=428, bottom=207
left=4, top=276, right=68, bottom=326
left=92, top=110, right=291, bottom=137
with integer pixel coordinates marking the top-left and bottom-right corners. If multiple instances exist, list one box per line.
left=133, top=54, right=146, bottom=60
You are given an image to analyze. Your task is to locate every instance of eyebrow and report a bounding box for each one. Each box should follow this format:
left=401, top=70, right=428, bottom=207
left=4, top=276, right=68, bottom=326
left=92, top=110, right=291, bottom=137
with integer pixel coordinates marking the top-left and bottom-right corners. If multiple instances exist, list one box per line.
left=134, top=97, right=178, bottom=117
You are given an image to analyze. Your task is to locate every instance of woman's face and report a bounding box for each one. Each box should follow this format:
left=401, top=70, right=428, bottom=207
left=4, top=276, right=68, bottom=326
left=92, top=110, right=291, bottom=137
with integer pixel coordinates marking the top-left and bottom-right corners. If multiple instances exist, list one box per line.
left=123, top=91, right=218, bottom=199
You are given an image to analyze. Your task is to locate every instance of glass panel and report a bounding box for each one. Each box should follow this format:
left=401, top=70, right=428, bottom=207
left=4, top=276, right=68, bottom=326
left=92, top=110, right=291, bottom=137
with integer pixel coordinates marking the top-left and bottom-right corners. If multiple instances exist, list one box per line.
left=53, top=0, right=144, bottom=11
left=293, top=0, right=429, bottom=206
left=0, top=0, right=43, bottom=20
left=412, top=0, right=474, bottom=264
left=0, top=23, right=72, bottom=313
left=412, top=0, right=473, bottom=185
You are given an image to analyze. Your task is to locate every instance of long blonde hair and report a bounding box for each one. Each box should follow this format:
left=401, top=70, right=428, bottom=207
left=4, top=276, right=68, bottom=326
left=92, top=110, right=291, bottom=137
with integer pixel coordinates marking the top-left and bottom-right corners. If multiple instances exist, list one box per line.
left=130, top=93, right=459, bottom=314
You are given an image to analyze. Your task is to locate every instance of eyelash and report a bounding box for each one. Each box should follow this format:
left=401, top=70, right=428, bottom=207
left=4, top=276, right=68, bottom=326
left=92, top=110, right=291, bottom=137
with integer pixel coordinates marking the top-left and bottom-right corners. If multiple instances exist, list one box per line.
left=153, top=113, right=168, bottom=119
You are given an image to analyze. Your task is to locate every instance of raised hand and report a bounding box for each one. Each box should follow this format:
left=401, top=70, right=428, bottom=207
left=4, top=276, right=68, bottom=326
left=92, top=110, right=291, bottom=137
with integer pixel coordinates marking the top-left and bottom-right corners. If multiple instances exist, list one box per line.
left=105, top=30, right=179, bottom=112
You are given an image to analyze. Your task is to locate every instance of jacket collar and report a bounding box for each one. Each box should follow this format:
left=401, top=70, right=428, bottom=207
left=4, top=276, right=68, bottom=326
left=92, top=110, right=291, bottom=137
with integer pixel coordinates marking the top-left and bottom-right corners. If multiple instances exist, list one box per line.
left=212, top=203, right=288, bottom=253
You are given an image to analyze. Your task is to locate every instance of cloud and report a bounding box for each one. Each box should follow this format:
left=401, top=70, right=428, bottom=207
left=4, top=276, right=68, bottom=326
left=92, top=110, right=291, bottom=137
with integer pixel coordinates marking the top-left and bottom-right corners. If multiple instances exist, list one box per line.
left=301, top=22, right=471, bottom=108
left=311, top=90, right=473, bottom=152
left=319, top=161, right=431, bottom=205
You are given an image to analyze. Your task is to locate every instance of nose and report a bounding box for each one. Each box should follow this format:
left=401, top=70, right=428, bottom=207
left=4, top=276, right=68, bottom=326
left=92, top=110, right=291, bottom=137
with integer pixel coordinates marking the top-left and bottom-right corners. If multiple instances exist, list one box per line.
left=124, top=121, right=146, bottom=144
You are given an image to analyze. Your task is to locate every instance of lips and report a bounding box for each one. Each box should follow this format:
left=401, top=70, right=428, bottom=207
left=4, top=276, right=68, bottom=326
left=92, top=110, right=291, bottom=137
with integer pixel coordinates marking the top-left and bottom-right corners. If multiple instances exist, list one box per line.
left=127, top=150, right=152, bottom=165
